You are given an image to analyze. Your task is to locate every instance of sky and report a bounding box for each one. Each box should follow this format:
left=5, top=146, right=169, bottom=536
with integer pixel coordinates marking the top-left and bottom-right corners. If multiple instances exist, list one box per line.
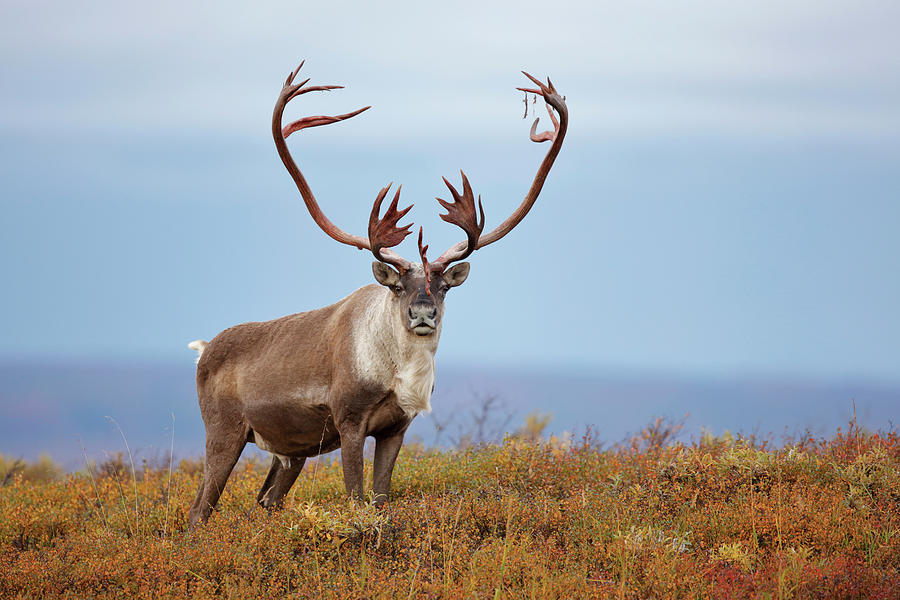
left=2, top=0, right=899, bottom=384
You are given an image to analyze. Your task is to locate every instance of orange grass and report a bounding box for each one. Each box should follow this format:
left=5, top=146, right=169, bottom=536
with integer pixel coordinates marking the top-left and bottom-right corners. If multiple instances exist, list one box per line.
left=1, top=426, right=898, bottom=599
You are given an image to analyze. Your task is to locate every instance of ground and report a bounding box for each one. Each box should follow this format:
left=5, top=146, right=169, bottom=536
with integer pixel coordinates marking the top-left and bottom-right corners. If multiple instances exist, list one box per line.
left=1, top=423, right=898, bottom=599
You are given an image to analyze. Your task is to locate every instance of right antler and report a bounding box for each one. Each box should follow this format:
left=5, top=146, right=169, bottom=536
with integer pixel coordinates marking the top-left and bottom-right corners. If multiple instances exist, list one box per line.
left=432, top=71, right=568, bottom=268
left=273, top=61, right=413, bottom=272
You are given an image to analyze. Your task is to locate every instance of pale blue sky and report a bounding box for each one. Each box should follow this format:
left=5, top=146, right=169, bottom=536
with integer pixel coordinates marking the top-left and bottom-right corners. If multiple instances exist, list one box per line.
left=2, top=0, right=899, bottom=383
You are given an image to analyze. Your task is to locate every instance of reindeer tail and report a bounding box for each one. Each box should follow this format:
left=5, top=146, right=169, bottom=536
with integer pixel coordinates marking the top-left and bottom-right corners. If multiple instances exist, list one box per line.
left=188, top=340, right=208, bottom=364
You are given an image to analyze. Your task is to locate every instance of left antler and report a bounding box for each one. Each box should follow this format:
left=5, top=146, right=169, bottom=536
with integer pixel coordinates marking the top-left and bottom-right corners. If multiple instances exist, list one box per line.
left=432, top=71, right=568, bottom=268
left=273, top=61, right=413, bottom=272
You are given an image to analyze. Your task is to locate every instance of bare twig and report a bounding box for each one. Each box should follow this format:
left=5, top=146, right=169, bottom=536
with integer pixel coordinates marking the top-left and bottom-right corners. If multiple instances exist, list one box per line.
left=164, top=412, right=175, bottom=537
left=107, top=417, right=140, bottom=535
left=79, top=438, right=111, bottom=533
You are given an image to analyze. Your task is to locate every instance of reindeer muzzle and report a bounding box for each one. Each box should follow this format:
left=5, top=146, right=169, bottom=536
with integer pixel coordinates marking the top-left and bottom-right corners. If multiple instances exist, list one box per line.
left=409, top=303, right=437, bottom=335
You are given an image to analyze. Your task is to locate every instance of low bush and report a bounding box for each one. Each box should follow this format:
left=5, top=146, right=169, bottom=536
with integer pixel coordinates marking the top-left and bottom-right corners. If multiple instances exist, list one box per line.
left=1, top=424, right=897, bottom=598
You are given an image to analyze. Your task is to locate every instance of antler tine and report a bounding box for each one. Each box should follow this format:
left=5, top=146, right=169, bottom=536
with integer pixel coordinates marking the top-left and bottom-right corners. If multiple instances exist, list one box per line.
left=284, top=61, right=305, bottom=86
left=282, top=105, right=371, bottom=139
left=519, top=71, right=557, bottom=94
left=432, top=171, right=485, bottom=267
left=417, top=227, right=433, bottom=294
left=288, top=83, right=342, bottom=102
left=546, top=76, right=557, bottom=94
left=368, top=184, right=414, bottom=271
left=516, top=71, right=550, bottom=96
left=526, top=102, right=560, bottom=143
left=273, top=60, right=412, bottom=271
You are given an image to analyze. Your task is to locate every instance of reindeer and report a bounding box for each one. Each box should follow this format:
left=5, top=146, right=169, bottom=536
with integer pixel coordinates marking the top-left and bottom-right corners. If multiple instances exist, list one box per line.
left=187, top=62, right=568, bottom=526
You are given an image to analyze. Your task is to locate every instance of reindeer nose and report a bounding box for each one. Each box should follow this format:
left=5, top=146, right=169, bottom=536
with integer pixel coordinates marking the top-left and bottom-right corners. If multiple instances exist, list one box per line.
left=409, top=303, right=437, bottom=321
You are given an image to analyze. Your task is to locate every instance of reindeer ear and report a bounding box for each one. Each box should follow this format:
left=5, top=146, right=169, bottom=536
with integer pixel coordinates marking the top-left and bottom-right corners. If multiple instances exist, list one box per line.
left=442, top=262, right=470, bottom=287
left=372, top=261, right=401, bottom=287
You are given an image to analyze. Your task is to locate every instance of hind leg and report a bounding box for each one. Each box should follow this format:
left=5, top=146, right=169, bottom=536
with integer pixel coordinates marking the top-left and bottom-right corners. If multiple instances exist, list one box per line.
left=188, top=427, right=247, bottom=528
left=256, top=455, right=306, bottom=508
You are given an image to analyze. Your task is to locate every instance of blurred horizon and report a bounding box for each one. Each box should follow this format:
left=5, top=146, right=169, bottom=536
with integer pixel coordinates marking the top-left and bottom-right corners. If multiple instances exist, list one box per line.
left=2, top=358, right=897, bottom=468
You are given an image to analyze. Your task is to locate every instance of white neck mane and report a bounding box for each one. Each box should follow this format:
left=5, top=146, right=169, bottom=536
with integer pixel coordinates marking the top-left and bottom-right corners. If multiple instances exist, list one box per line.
left=352, top=288, right=439, bottom=418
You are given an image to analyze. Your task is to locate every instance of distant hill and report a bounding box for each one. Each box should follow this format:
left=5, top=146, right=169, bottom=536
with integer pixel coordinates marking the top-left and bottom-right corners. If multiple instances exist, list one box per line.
left=1, top=360, right=896, bottom=466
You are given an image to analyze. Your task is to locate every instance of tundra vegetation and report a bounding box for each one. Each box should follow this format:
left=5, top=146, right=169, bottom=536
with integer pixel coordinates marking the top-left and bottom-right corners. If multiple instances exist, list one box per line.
left=1, top=415, right=898, bottom=599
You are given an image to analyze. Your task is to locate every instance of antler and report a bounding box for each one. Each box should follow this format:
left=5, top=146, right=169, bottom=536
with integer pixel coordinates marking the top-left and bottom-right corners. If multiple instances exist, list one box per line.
left=431, top=171, right=485, bottom=268
left=417, top=227, right=433, bottom=294
left=368, top=184, right=414, bottom=271
left=433, top=71, right=568, bottom=266
left=273, top=61, right=413, bottom=271
left=273, top=64, right=567, bottom=275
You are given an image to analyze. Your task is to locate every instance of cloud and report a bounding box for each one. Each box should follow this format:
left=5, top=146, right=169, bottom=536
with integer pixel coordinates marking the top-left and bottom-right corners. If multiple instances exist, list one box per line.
left=1, top=0, right=898, bottom=141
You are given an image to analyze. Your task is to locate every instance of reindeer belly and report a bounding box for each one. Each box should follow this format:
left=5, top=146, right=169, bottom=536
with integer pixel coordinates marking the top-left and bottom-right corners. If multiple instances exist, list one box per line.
left=245, top=401, right=340, bottom=458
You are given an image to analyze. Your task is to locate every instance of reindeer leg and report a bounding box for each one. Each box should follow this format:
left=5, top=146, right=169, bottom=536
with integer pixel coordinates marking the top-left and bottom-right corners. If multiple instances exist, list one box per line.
left=373, top=430, right=406, bottom=505
left=188, top=426, right=247, bottom=528
left=338, top=422, right=366, bottom=501
left=257, top=455, right=306, bottom=508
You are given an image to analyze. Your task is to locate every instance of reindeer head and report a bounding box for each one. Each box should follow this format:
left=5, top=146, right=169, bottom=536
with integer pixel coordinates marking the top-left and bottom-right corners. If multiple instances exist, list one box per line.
left=272, top=62, right=568, bottom=338
left=371, top=260, right=469, bottom=336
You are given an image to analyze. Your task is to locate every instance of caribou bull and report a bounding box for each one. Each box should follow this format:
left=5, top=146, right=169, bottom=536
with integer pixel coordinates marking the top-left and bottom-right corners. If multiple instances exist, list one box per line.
left=187, top=62, right=568, bottom=526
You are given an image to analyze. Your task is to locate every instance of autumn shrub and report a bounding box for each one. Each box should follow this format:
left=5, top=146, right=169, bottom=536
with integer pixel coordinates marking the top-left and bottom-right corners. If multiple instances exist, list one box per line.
left=1, top=424, right=898, bottom=599
left=1, top=453, right=63, bottom=485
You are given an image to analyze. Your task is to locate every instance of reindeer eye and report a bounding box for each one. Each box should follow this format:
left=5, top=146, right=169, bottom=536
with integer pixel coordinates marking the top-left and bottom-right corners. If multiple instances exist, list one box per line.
left=390, top=285, right=403, bottom=294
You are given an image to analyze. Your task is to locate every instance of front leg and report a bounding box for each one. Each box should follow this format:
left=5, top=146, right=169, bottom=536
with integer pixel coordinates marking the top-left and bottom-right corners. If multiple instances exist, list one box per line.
left=373, top=431, right=406, bottom=505
left=338, top=421, right=366, bottom=500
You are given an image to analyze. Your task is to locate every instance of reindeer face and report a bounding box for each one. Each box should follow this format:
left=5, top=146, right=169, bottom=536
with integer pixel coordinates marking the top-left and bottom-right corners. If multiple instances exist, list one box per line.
left=372, top=262, right=470, bottom=336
